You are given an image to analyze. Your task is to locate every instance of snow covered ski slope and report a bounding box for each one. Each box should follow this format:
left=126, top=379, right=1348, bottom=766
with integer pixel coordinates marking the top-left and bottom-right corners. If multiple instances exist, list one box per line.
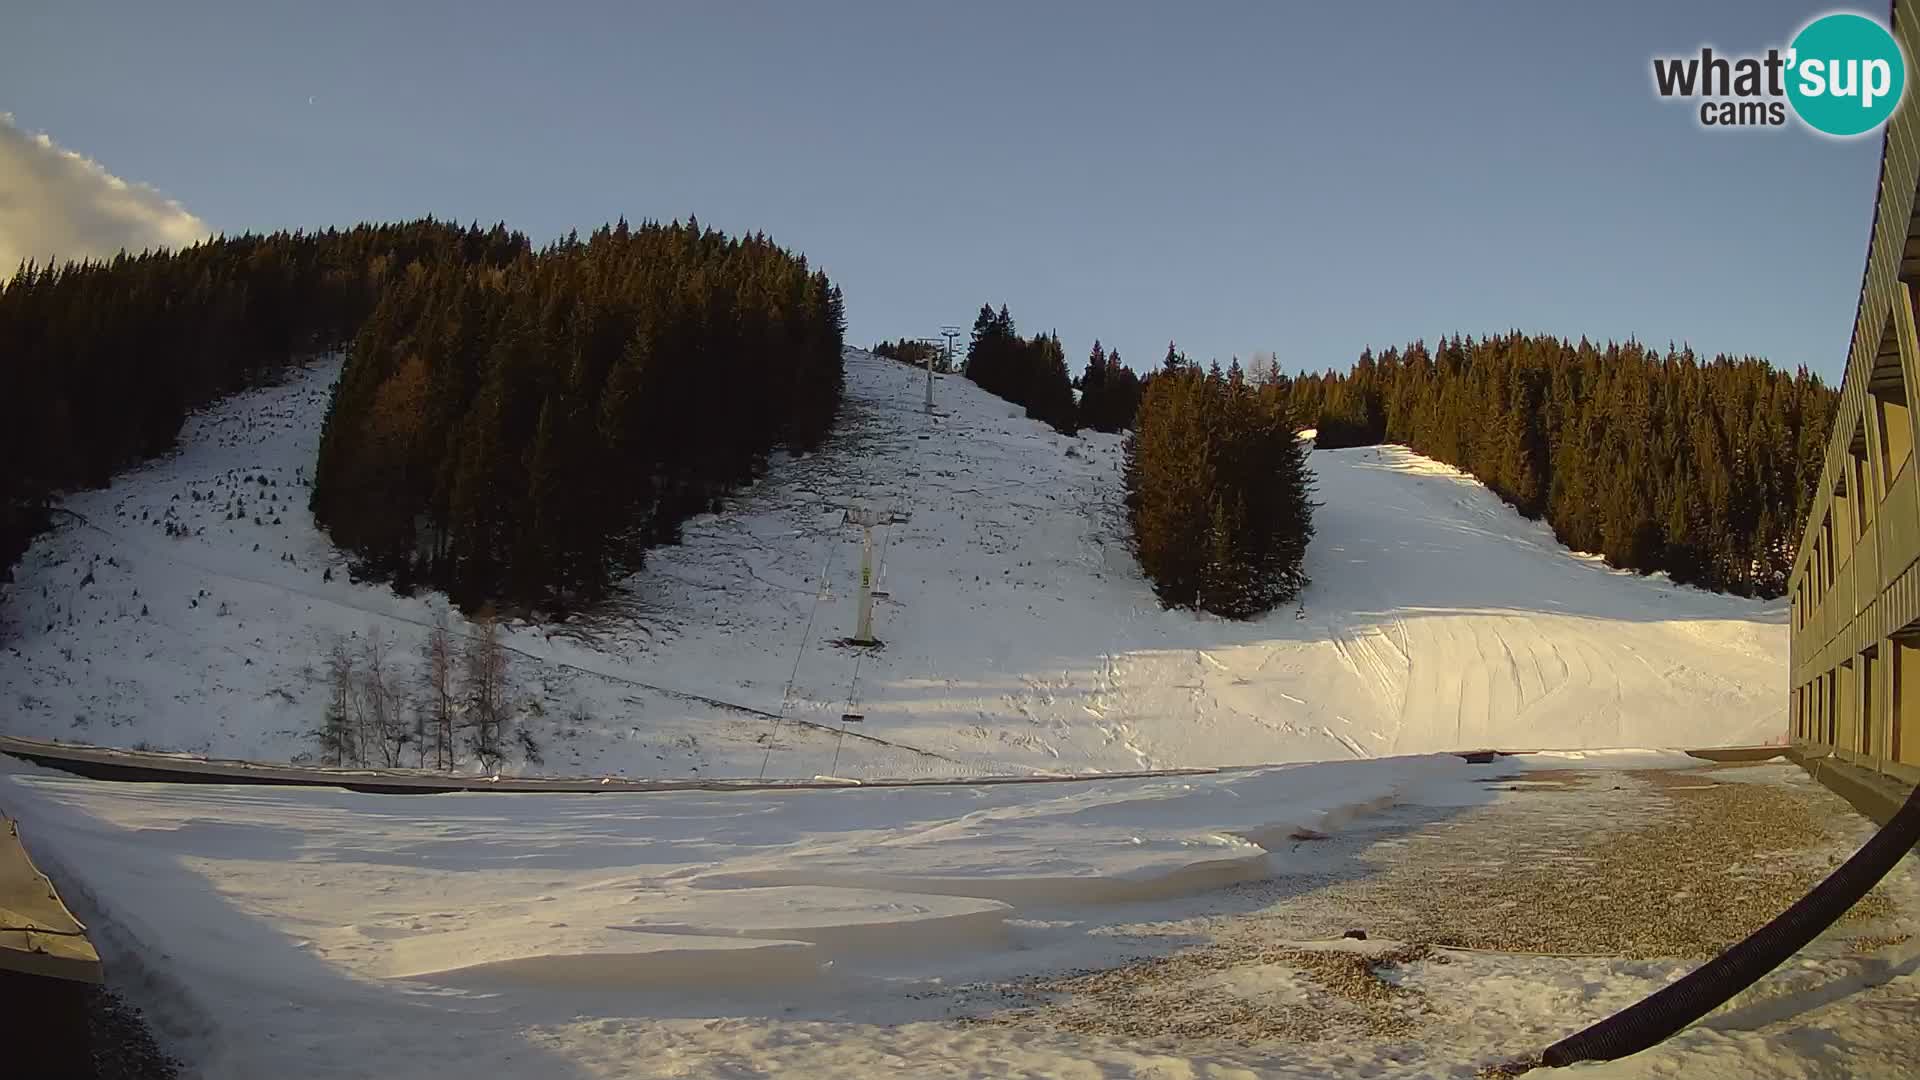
left=0, top=348, right=1786, bottom=778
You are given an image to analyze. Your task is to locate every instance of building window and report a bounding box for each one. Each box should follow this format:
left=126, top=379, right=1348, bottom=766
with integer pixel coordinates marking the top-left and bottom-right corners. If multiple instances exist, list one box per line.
left=1827, top=671, right=1838, bottom=744
left=1821, top=514, right=1834, bottom=587
left=1862, top=647, right=1879, bottom=756
left=1896, top=632, right=1920, bottom=766
left=1878, top=386, right=1912, bottom=482
left=1872, top=316, right=1912, bottom=486
left=1842, top=659, right=1857, bottom=749
left=1834, top=476, right=1857, bottom=562
left=1850, top=422, right=1875, bottom=535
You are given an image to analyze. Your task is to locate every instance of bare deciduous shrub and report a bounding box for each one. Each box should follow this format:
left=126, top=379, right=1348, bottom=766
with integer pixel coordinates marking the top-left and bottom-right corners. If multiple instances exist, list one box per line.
left=420, top=608, right=457, bottom=770
left=462, top=612, right=511, bottom=771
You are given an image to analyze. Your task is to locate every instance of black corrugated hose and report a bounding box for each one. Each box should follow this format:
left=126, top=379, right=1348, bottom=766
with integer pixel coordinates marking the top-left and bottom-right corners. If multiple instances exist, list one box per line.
left=1540, top=778, right=1920, bottom=1067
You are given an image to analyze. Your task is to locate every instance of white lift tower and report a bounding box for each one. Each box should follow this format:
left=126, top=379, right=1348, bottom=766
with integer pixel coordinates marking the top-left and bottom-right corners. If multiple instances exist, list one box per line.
left=937, top=326, right=962, bottom=411
left=843, top=505, right=905, bottom=645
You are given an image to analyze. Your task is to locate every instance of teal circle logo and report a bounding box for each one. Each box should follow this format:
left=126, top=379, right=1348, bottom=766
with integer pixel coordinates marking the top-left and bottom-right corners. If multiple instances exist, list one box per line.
left=1787, top=13, right=1906, bottom=136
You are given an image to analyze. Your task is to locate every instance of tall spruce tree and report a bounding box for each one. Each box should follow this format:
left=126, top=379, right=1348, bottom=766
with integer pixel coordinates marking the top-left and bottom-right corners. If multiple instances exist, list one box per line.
left=1078, top=340, right=1109, bottom=431
left=1100, top=351, right=1143, bottom=432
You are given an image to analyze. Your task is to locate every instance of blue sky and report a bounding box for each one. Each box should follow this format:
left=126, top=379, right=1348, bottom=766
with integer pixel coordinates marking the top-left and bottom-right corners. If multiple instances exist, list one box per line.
left=1, top=1, right=1888, bottom=380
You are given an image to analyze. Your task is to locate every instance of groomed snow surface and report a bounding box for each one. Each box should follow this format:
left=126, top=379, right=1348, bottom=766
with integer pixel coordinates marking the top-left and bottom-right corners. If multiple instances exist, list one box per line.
left=0, top=348, right=1786, bottom=781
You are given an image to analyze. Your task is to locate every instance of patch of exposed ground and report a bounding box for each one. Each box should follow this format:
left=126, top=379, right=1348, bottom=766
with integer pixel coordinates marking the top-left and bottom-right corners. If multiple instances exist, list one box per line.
left=1846, top=931, right=1913, bottom=953
left=976, top=762, right=1911, bottom=1049
left=1237, top=764, right=1898, bottom=961
left=970, top=942, right=1439, bottom=1044
left=92, top=987, right=181, bottom=1080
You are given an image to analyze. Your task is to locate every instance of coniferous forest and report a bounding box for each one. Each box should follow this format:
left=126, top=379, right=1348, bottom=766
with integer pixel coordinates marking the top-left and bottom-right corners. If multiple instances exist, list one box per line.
left=1284, top=334, right=1838, bottom=597
left=1127, top=350, right=1315, bottom=618
left=0, top=218, right=845, bottom=614
left=871, top=338, right=951, bottom=372
left=1, top=227, right=1833, bottom=616
left=311, top=219, right=845, bottom=612
left=964, top=304, right=1079, bottom=435
left=0, top=220, right=527, bottom=576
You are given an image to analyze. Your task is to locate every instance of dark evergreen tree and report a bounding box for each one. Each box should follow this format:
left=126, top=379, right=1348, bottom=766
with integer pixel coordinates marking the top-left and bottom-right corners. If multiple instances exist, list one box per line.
left=1025, top=332, right=1079, bottom=435
left=1100, top=351, right=1144, bottom=433
left=1077, top=340, right=1108, bottom=430
left=1125, top=365, right=1313, bottom=617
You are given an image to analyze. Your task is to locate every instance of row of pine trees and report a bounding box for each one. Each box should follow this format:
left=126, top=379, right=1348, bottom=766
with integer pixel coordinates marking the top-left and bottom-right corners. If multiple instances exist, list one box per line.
left=310, top=218, right=846, bottom=612
left=871, top=338, right=953, bottom=372
left=1285, top=334, right=1838, bottom=597
left=959, top=306, right=1148, bottom=436
left=0, top=220, right=525, bottom=576
left=963, top=304, right=1079, bottom=434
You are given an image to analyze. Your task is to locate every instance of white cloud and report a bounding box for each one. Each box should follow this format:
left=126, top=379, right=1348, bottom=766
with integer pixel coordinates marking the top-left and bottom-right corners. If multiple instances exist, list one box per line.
left=0, top=113, right=211, bottom=273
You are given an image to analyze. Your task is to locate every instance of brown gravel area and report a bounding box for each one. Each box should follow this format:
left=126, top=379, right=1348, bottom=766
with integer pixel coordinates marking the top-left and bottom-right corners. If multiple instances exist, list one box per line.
left=1237, top=764, right=1899, bottom=961
left=978, top=762, right=1913, bottom=1047
left=1845, top=931, right=1913, bottom=953
left=91, top=987, right=181, bottom=1080
left=971, top=941, right=1440, bottom=1044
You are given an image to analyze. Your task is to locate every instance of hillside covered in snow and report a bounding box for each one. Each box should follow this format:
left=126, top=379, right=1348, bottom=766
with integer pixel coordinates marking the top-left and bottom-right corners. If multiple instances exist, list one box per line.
left=0, top=348, right=1787, bottom=778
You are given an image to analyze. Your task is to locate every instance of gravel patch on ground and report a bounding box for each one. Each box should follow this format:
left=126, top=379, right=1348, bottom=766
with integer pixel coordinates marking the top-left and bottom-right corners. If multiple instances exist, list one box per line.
left=1845, top=931, right=1914, bottom=953
left=975, top=761, right=1916, bottom=1051
left=91, top=986, right=181, bottom=1080
left=1218, top=763, right=1901, bottom=960
left=970, top=941, right=1440, bottom=1045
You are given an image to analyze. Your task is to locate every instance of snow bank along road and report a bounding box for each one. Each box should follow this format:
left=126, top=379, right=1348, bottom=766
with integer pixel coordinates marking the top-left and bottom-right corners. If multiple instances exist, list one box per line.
left=0, top=349, right=1787, bottom=780
left=4, top=750, right=1913, bottom=1078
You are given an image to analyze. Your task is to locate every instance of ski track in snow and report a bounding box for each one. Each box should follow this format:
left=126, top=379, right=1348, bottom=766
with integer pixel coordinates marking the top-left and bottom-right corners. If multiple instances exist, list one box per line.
left=0, top=348, right=1787, bottom=781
